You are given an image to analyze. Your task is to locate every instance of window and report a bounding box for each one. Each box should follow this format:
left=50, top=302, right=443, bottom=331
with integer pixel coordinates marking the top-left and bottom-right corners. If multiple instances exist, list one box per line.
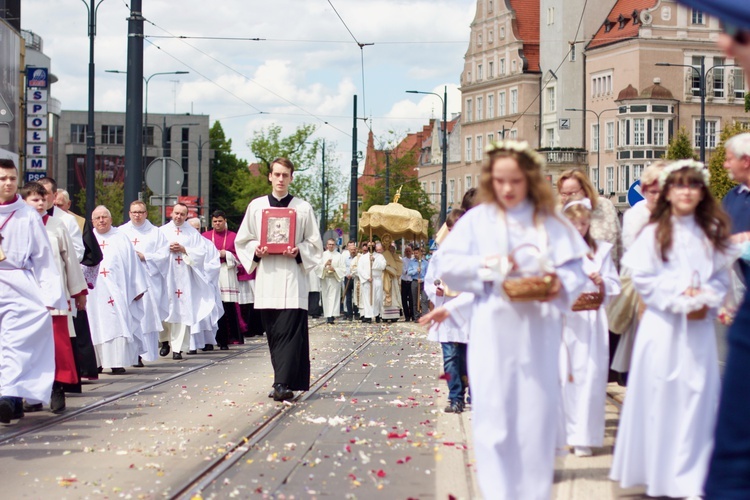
left=449, top=179, right=455, bottom=204
left=488, top=0, right=493, bottom=13
left=143, top=126, right=154, bottom=147
left=734, top=69, right=746, bottom=98
left=653, top=119, right=665, bottom=146
left=691, top=9, right=704, bottom=24
left=619, top=164, right=631, bottom=192
left=605, top=122, right=615, bottom=150
left=591, top=72, right=613, bottom=97
left=498, top=91, right=506, bottom=116
left=430, top=181, right=437, bottom=203
left=547, top=87, right=556, bottom=113
left=101, top=125, right=124, bottom=145
left=489, top=61, right=494, bottom=78
left=619, top=119, right=628, bottom=146
left=466, top=137, right=472, bottom=162
left=421, top=181, right=427, bottom=196
left=510, top=129, right=518, bottom=139
left=465, top=175, right=472, bottom=191
left=510, top=89, right=518, bottom=114
left=570, top=44, right=577, bottom=62
left=477, top=64, right=483, bottom=80
left=691, top=56, right=703, bottom=97
left=633, top=164, right=644, bottom=181
left=606, top=166, right=615, bottom=194
left=487, top=133, right=494, bottom=144
left=70, top=124, right=87, bottom=144
left=478, top=34, right=483, bottom=46
left=487, top=94, right=494, bottom=118
left=466, top=98, right=473, bottom=122
left=476, top=135, right=483, bottom=160
left=591, top=124, right=600, bottom=152
left=547, top=7, right=555, bottom=25
left=477, top=96, right=483, bottom=120
left=694, top=119, right=719, bottom=149
left=633, top=118, right=645, bottom=146
left=546, top=128, right=555, bottom=147
left=489, top=30, right=494, bottom=43
left=713, top=56, right=725, bottom=98
left=591, top=167, right=600, bottom=191
left=500, top=58, right=506, bottom=75
left=467, top=71, right=472, bottom=82
left=500, top=27, right=505, bottom=39
left=512, top=60, right=517, bottom=73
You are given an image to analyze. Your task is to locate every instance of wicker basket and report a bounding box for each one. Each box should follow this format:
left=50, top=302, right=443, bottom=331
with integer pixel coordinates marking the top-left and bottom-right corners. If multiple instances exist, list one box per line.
left=501, top=243, right=557, bottom=302
left=572, top=291, right=604, bottom=311
left=686, top=271, right=708, bottom=320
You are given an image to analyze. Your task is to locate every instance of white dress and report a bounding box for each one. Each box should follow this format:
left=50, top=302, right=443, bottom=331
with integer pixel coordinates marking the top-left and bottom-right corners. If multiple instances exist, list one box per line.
left=357, top=252, right=386, bottom=319
left=318, top=250, right=345, bottom=317
left=438, top=200, right=588, bottom=500
left=610, top=216, right=738, bottom=498
left=559, top=241, right=620, bottom=448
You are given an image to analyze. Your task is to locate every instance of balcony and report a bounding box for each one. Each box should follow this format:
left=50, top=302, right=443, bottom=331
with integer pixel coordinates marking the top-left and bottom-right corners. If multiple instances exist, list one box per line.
left=541, top=149, right=589, bottom=165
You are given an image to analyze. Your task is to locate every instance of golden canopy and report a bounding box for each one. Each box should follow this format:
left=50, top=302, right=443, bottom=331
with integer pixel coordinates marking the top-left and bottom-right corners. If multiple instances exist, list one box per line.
left=359, top=201, right=429, bottom=241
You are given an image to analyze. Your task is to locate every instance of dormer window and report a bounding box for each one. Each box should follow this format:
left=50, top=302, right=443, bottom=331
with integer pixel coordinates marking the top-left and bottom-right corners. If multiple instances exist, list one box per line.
left=632, top=10, right=639, bottom=25
left=604, top=20, right=614, bottom=33
left=618, top=14, right=628, bottom=29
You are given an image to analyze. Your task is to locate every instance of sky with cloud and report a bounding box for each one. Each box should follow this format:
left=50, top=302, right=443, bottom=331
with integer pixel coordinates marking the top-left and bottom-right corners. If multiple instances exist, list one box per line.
left=22, top=0, right=475, bottom=176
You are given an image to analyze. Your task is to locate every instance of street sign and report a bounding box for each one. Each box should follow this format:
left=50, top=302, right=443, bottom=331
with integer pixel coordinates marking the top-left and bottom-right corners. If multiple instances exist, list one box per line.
left=559, top=118, right=570, bottom=130
left=24, top=171, right=46, bottom=183
left=145, top=157, right=183, bottom=195
left=627, top=179, right=644, bottom=207
left=149, top=195, right=178, bottom=207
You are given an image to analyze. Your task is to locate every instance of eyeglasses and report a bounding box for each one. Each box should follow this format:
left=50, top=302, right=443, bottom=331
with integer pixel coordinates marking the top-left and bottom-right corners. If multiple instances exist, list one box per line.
left=670, top=182, right=703, bottom=191
left=559, top=187, right=583, bottom=198
left=130, top=210, right=147, bottom=214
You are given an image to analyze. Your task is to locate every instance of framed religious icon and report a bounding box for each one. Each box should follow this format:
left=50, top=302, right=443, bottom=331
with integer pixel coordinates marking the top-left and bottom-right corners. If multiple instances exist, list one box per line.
left=260, top=208, right=297, bottom=254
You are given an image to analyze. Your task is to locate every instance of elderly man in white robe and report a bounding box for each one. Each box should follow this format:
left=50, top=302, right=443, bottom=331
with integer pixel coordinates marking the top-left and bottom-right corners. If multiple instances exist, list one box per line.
left=357, top=242, right=387, bottom=323
left=0, top=160, right=67, bottom=423
left=236, top=157, right=323, bottom=402
left=159, top=203, right=216, bottom=360
left=318, top=238, right=346, bottom=324
left=119, top=200, right=170, bottom=362
left=89, top=206, right=148, bottom=374
left=187, top=217, right=223, bottom=352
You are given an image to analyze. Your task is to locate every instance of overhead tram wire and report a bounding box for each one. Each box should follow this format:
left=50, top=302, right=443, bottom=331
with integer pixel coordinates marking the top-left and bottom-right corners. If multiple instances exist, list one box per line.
left=143, top=17, right=366, bottom=147
left=145, top=35, right=467, bottom=44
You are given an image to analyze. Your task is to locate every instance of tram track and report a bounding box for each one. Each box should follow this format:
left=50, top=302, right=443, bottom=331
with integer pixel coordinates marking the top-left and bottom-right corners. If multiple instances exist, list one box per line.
left=169, top=334, right=376, bottom=500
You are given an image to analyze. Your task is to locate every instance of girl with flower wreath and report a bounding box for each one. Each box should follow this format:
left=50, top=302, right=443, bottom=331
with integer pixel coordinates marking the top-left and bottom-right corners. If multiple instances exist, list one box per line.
left=610, top=160, right=739, bottom=499
left=559, top=198, right=621, bottom=458
left=421, top=140, right=589, bottom=499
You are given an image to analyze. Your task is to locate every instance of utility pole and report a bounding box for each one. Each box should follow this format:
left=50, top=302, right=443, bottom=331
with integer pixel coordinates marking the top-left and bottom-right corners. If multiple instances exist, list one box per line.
left=83, top=0, right=105, bottom=218
left=349, top=95, right=358, bottom=242
left=320, top=140, right=326, bottom=234
left=122, top=0, right=144, bottom=222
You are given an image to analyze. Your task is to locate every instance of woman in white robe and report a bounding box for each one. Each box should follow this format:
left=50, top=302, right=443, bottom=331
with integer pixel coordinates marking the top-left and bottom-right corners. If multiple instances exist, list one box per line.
left=559, top=199, right=621, bottom=457
left=610, top=160, right=739, bottom=498
left=423, top=140, right=589, bottom=500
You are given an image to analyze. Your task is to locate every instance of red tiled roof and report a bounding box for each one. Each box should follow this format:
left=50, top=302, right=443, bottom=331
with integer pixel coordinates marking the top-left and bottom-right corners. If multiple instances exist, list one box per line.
left=508, top=0, right=540, bottom=72
left=358, top=128, right=423, bottom=197
left=588, top=0, right=657, bottom=50
left=247, top=162, right=262, bottom=175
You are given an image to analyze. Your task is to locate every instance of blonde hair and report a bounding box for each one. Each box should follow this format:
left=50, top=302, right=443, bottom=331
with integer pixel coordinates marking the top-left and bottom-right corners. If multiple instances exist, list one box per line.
left=640, top=160, right=669, bottom=188
left=563, top=203, right=597, bottom=252
left=557, top=169, right=598, bottom=210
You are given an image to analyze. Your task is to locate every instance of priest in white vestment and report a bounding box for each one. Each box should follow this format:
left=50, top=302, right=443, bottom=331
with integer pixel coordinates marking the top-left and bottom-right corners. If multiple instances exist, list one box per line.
left=357, top=242, right=387, bottom=323
left=318, top=238, right=346, bottom=323
left=235, top=158, right=323, bottom=401
left=89, top=206, right=148, bottom=373
left=159, top=203, right=217, bottom=359
left=0, top=161, right=66, bottom=422
left=119, top=200, right=171, bottom=362
left=188, top=217, right=223, bottom=352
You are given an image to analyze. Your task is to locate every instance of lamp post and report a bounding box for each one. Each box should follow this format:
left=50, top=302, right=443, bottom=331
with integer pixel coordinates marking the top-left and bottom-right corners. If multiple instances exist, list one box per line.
left=406, top=87, right=448, bottom=226
left=656, top=60, right=738, bottom=163
left=565, top=107, right=620, bottom=180
left=181, top=135, right=211, bottom=218
left=82, top=0, right=105, bottom=218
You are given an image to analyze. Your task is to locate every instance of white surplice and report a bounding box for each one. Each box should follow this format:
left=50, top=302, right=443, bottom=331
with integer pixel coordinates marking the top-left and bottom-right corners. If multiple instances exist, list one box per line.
left=437, top=200, right=588, bottom=500
left=0, top=196, right=66, bottom=404
left=357, top=251, right=386, bottom=319
left=89, top=227, right=148, bottom=368
left=559, top=241, right=620, bottom=448
left=51, top=205, right=84, bottom=263
left=235, top=196, right=323, bottom=310
left=610, top=216, right=738, bottom=498
left=190, top=235, right=223, bottom=350
left=119, top=220, right=171, bottom=361
left=45, top=216, right=87, bottom=316
left=318, top=249, right=345, bottom=318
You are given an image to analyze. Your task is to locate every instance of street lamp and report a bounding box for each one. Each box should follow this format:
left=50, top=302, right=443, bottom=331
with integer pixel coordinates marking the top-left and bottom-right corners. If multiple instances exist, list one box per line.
left=656, top=59, right=738, bottom=163
left=565, top=107, right=620, bottom=179
left=181, top=135, right=211, bottom=217
left=406, top=87, right=448, bottom=226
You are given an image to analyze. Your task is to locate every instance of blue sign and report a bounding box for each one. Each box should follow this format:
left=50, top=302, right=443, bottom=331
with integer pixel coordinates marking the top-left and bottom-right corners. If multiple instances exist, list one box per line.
left=24, top=171, right=46, bottom=183
left=627, top=179, right=644, bottom=207
left=26, top=67, right=48, bottom=88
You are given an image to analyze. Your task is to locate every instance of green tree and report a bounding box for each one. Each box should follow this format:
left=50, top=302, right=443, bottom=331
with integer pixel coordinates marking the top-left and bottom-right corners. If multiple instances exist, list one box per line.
left=707, top=122, right=744, bottom=201
left=75, top=174, right=125, bottom=226
left=666, top=126, right=698, bottom=160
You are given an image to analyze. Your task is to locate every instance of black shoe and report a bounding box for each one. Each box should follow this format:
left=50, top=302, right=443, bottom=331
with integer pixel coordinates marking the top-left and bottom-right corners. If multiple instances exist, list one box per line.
left=219, top=345, right=229, bottom=351
left=111, top=367, right=126, bottom=375
left=23, top=401, right=43, bottom=413
left=375, top=316, right=382, bottom=323
left=172, top=352, right=183, bottom=360
left=50, top=384, right=66, bottom=414
left=132, top=356, right=144, bottom=368
left=187, top=350, right=198, bottom=355
left=201, top=344, right=214, bottom=351
left=0, top=397, right=23, bottom=424
left=444, top=401, right=464, bottom=414
left=159, top=342, right=170, bottom=357
left=272, top=383, right=294, bottom=402
left=327, top=317, right=334, bottom=324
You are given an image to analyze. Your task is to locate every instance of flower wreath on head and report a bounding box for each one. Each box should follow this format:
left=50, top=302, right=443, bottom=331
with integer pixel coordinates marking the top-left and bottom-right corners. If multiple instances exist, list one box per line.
left=657, top=159, right=710, bottom=188
left=563, top=197, right=593, bottom=213
left=485, top=139, right=545, bottom=170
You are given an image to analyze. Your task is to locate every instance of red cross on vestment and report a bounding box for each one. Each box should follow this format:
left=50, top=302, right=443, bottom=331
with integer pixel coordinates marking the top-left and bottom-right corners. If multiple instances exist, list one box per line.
left=99, top=240, right=108, bottom=248
left=175, top=289, right=183, bottom=298
left=175, top=255, right=183, bottom=265
left=99, top=267, right=110, bottom=278
left=107, top=297, right=115, bottom=306
left=175, top=227, right=182, bottom=235
left=132, top=238, right=140, bottom=246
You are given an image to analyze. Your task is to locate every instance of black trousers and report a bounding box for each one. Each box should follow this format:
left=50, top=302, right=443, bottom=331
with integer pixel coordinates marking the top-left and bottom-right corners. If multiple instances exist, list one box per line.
left=260, top=309, right=310, bottom=391
left=401, top=280, right=413, bottom=320
left=216, top=301, right=240, bottom=347
left=344, top=277, right=355, bottom=318
left=240, top=302, right=264, bottom=336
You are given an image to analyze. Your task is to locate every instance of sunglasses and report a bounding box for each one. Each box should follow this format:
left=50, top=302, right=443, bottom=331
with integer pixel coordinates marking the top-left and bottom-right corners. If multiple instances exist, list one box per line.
left=723, top=22, right=750, bottom=45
